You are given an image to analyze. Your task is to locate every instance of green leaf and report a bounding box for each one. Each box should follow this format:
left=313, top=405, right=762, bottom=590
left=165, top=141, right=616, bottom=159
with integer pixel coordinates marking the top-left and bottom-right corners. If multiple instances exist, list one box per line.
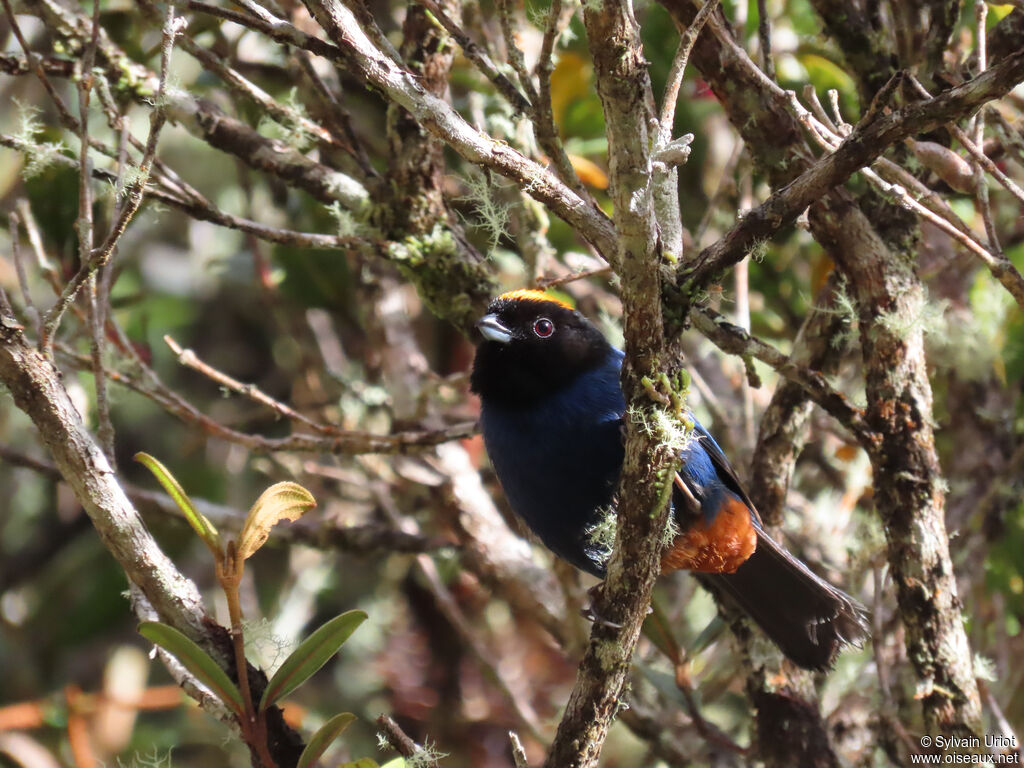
left=689, top=614, right=726, bottom=655
left=260, top=610, right=367, bottom=710
left=237, top=482, right=317, bottom=561
left=134, top=453, right=221, bottom=557
left=380, top=759, right=407, bottom=768
left=138, top=622, right=244, bottom=717
left=297, top=712, right=357, bottom=768
left=340, top=760, right=380, bottom=768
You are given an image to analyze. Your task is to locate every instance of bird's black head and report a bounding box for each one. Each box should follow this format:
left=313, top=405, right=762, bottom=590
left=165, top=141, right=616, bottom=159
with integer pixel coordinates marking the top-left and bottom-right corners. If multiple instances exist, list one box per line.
left=470, top=289, right=613, bottom=407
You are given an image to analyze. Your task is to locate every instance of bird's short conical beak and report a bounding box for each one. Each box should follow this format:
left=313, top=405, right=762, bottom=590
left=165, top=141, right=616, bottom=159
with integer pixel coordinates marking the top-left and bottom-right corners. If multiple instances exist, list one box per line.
left=477, top=314, right=512, bottom=344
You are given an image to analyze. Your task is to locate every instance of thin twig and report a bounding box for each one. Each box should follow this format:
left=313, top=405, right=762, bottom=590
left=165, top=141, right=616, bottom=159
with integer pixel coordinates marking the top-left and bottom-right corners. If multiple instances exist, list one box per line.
left=14, top=200, right=61, bottom=297
left=40, top=3, right=182, bottom=354
left=0, top=287, right=12, bottom=321
left=784, top=86, right=1024, bottom=311
left=163, top=335, right=332, bottom=434
left=535, top=265, right=613, bottom=289
left=494, top=0, right=540, bottom=105
left=509, top=732, right=530, bottom=768
left=376, top=715, right=438, bottom=765
left=802, top=84, right=838, bottom=134
left=691, top=306, right=874, bottom=445
left=1, top=134, right=375, bottom=252
left=949, top=121, right=1024, bottom=207
left=680, top=47, right=1024, bottom=292
left=8, top=212, right=40, bottom=334
left=294, top=51, right=378, bottom=179
left=658, top=0, right=720, bottom=146
left=986, top=106, right=1024, bottom=167
left=414, top=0, right=531, bottom=113
left=374, top=483, right=546, bottom=742
left=532, top=0, right=589, bottom=197
left=755, top=0, right=776, bottom=81
left=978, top=679, right=1023, bottom=761
left=692, top=138, right=744, bottom=248
left=0, top=0, right=78, bottom=133
left=301, top=0, right=619, bottom=262
left=58, top=343, right=478, bottom=455
left=151, top=5, right=343, bottom=151
left=76, top=0, right=116, bottom=465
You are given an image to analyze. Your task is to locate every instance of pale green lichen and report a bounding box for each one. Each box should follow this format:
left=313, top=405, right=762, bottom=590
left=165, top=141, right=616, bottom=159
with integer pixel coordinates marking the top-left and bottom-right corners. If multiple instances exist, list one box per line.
left=257, top=87, right=318, bottom=152
left=584, top=502, right=681, bottom=569
left=11, top=99, right=67, bottom=179
left=748, top=237, right=769, bottom=264
left=584, top=505, right=618, bottom=566
left=457, top=170, right=511, bottom=252
left=387, top=222, right=458, bottom=268
left=874, top=287, right=947, bottom=342
left=117, top=165, right=150, bottom=199
left=376, top=734, right=448, bottom=767
left=818, top=274, right=860, bottom=350
left=116, top=746, right=174, bottom=768
left=385, top=223, right=490, bottom=328
left=973, top=653, right=997, bottom=682
left=327, top=201, right=364, bottom=239
left=242, top=617, right=295, bottom=675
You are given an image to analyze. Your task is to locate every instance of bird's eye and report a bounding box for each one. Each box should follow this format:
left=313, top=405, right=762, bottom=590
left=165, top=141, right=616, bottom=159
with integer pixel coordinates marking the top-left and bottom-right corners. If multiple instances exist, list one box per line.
left=533, top=318, right=554, bottom=338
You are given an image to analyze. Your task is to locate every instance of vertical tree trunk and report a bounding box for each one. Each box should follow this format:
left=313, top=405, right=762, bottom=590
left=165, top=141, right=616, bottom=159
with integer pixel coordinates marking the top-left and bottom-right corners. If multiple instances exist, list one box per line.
left=813, top=194, right=982, bottom=736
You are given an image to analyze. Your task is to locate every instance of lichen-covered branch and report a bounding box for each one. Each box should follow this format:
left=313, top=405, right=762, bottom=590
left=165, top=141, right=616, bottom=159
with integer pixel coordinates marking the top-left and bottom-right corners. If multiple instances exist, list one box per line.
left=299, top=0, right=619, bottom=262
left=660, top=0, right=985, bottom=743
left=812, top=195, right=982, bottom=736
left=543, top=1, right=671, bottom=765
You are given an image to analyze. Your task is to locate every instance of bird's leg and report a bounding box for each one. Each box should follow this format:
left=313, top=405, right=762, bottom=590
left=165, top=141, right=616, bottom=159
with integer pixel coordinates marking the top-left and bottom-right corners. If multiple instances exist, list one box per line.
left=580, top=582, right=622, bottom=628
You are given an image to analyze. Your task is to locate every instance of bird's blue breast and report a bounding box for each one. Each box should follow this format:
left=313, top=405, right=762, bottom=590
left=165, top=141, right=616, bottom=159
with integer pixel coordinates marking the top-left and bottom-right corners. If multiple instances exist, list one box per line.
left=481, top=349, right=626, bottom=575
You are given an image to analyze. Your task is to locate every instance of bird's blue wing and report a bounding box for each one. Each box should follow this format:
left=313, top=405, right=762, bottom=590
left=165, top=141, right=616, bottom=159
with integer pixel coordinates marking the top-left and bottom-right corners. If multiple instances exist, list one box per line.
left=687, top=417, right=763, bottom=527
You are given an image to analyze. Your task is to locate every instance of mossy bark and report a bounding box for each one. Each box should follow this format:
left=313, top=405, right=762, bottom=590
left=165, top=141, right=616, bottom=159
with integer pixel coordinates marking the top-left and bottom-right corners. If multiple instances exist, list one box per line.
left=543, top=2, right=676, bottom=766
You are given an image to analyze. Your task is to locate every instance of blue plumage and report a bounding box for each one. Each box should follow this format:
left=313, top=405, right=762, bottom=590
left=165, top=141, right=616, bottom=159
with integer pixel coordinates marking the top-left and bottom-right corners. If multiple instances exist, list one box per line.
left=471, top=290, right=868, bottom=669
left=481, top=347, right=625, bottom=575
left=481, top=345, right=752, bottom=575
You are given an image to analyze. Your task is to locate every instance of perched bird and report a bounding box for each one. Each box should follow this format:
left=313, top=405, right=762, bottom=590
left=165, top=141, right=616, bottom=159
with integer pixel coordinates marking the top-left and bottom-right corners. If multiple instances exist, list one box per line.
left=470, top=289, right=868, bottom=670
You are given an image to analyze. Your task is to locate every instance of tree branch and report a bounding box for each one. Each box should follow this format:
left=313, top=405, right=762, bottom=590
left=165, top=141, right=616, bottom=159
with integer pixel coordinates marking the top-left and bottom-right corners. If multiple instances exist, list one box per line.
left=679, top=47, right=1024, bottom=293
left=299, top=0, right=619, bottom=262
left=543, top=1, right=670, bottom=765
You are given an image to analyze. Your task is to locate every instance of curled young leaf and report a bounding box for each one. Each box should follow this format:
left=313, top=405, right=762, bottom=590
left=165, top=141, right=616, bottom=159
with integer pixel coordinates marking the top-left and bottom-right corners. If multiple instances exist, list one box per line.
left=134, top=452, right=222, bottom=558
left=297, top=712, right=357, bottom=768
left=236, top=482, right=317, bottom=561
left=260, top=609, right=368, bottom=711
left=138, top=621, right=244, bottom=717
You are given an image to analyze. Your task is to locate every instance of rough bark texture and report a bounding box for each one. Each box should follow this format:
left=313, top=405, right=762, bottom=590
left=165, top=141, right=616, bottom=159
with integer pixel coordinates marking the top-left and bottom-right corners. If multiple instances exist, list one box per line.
left=660, top=0, right=986, bottom=745
left=812, top=194, right=983, bottom=735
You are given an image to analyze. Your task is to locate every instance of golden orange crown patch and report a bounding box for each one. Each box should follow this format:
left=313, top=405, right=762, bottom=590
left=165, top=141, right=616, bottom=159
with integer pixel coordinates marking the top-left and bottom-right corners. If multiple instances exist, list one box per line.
left=496, top=288, right=573, bottom=309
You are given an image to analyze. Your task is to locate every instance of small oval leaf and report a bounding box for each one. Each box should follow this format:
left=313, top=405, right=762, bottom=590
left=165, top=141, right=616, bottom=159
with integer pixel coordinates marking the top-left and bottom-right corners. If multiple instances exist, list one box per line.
left=260, top=610, right=367, bottom=710
left=134, top=453, right=221, bottom=557
left=237, top=482, right=317, bottom=561
left=138, top=622, right=244, bottom=717
left=297, top=712, right=357, bottom=768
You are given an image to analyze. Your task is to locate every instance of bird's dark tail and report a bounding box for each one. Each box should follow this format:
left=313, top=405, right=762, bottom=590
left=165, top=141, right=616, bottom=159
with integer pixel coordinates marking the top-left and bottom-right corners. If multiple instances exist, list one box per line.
left=703, top=528, right=869, bottom=671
